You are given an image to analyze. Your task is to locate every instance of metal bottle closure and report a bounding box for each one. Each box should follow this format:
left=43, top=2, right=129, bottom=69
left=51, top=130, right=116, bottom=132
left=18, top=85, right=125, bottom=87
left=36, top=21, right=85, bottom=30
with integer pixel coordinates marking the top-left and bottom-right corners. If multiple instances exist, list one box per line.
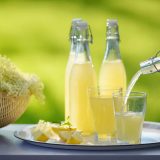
left=140, top=51, right=160, bottom=74
left=69, top=18, right=82, bottom=41
left=106, top=19, right=120, bottom=41
left=69, top=20, right=93, bottom=44
left=104, top=19, right=121, bottom=60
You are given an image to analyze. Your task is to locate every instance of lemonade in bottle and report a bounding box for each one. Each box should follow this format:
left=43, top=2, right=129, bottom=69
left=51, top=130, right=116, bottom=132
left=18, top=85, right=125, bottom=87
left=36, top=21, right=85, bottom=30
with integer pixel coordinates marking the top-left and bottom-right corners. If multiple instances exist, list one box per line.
left=99, top=19, right=126, bottom=90
left=98, top=19, right=127, bottom=138
left=65, top=18, right=82, bottom=120
left=69, top=21, right=97, bottom=134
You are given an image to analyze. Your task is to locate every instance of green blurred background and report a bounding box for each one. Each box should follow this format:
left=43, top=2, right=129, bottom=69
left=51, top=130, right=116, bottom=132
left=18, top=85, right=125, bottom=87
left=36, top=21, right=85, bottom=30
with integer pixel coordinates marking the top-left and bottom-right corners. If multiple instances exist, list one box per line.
left=0, top=0, right=160, bottom=123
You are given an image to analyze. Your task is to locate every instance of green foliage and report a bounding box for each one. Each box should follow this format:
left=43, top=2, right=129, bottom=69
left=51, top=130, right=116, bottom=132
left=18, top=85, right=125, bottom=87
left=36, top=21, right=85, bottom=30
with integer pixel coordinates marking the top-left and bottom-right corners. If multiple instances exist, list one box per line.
left=0, top=0, right=159, bottom=123
left=61, top=116, right=72, bottom=128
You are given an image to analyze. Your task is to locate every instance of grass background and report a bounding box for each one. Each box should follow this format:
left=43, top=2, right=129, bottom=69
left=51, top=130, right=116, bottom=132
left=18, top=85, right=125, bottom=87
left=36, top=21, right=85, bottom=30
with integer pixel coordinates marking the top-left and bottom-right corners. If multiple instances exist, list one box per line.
left=0, top=0, right=160, bottom=123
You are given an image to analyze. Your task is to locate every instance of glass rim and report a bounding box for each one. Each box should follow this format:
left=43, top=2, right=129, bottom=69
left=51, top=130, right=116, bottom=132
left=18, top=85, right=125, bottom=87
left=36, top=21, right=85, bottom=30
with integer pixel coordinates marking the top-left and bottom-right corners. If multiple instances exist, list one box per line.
left=113, top=91, right=147, bottom=98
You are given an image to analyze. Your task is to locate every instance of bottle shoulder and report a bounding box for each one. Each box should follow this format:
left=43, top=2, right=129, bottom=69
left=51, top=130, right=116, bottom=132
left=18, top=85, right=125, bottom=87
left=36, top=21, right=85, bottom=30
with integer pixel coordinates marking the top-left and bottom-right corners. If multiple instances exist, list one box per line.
left=100, top=59, right=126, bottom=75
left=102, top=59, right=124, bottom=64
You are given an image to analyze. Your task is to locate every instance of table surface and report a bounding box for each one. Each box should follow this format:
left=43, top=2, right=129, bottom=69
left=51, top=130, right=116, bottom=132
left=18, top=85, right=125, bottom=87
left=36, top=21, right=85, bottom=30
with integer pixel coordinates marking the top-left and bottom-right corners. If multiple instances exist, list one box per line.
left=1, top=124, right=160, bottom=160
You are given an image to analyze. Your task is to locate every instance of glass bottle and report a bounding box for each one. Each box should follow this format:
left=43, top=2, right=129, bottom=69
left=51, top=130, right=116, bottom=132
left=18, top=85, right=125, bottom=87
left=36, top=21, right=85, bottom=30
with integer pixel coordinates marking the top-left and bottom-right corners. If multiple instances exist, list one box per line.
left=140, top=51, right=160, bottom=74
left=69, top=21, right=97, bottom=134
left=65, top=18, right=82, bottom=120
left=99, top=19, right=127, bottom=91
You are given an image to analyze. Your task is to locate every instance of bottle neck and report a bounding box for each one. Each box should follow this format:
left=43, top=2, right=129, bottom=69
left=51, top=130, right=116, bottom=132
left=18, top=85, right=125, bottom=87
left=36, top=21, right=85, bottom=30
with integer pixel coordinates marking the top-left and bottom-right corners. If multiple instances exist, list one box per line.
left=70, top=41, right=76, bottom=56
left=140, top=57, right=160, bottom=74
left=74, top=41, right=91, bottom=63
left=69, top=21, right=93, bottom=63
left=104, top=39, right=121, bottom=61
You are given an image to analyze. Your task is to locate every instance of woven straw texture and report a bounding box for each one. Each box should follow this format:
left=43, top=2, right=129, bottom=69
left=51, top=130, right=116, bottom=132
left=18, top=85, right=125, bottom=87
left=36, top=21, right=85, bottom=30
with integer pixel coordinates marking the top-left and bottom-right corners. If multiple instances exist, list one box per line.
left=0, top=92, right=30, bottom=128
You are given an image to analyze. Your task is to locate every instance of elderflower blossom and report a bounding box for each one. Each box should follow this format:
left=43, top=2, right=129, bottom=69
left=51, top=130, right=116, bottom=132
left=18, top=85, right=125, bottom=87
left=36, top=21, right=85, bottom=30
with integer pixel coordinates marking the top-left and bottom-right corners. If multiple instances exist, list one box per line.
left=0, top=55, right=45, bottom=102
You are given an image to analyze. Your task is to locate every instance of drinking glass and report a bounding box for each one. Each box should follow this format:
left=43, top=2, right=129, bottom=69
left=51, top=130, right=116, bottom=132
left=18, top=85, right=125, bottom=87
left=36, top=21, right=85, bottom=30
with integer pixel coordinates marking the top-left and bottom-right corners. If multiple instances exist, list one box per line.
left=88, top=88, right=119, bottom=143
left=113, top=92, right=146, bottom=144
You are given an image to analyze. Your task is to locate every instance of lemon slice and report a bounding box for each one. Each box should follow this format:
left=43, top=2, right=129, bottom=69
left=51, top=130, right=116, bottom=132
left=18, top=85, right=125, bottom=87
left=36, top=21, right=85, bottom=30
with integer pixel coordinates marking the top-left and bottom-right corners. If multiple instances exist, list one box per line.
left=66, top=131, right=83, bottom=144
left=59, top=130, right=82, bottom=144
left=36, top=134, right=49, bottom=142
left=58, top=130, right=74, bottom=142
left=31, top=120, right=58, bottom=142
left=31, top=120, right=82, bottom=144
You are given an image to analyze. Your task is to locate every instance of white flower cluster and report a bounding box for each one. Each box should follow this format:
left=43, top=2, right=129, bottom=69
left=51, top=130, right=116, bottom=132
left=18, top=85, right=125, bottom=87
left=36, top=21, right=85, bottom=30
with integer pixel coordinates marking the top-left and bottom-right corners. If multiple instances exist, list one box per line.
left=0, top=55, right=45, bottom=102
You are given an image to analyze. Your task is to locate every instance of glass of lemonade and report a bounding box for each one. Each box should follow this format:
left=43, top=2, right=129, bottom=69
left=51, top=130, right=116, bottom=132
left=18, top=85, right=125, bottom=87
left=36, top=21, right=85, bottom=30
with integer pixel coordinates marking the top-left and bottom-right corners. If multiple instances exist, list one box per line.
left=88, top=88, right=119, bottom=143
left=113, top=92, right=146, bottom=144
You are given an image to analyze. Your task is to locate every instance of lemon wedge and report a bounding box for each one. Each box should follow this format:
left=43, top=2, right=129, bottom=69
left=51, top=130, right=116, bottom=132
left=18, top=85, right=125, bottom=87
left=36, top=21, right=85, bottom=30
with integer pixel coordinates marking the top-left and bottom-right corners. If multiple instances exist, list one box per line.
left=51, top=124, right=76, bottom=134
left=31, top=120, right=58, bottom=142
left=59, top=131, right=82, bottom=144
left=31, top=120, right=83, bottom=144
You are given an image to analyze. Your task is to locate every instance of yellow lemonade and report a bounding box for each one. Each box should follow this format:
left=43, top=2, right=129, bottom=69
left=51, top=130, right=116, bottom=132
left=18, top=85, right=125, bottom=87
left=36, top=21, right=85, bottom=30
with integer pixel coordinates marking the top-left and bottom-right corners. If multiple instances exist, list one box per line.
left=90, top=96, right=116, bottom=138
left=99, top=59, right=126, bottom=90
left=65, top=54, right=74, bottom=119
left=69, top=62, right=97, bottom=134
left=115, top=112, right=144, bottom=144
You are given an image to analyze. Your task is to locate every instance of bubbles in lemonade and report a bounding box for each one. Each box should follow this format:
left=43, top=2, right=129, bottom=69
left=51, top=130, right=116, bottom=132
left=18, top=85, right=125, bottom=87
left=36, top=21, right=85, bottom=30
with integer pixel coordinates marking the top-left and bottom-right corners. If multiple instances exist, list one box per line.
left=115, top=112, right=144, bottom=144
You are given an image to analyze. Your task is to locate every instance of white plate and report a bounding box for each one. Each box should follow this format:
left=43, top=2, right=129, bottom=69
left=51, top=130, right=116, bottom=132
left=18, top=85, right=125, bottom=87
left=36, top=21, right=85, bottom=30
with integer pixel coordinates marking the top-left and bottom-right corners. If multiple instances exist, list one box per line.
left=14, top=121, right=160, bottom=150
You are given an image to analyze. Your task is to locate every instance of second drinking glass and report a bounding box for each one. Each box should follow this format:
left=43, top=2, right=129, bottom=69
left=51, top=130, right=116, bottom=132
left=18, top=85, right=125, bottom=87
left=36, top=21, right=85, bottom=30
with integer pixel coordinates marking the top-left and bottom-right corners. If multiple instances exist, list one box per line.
left=113, top=91, right=146, bottom=144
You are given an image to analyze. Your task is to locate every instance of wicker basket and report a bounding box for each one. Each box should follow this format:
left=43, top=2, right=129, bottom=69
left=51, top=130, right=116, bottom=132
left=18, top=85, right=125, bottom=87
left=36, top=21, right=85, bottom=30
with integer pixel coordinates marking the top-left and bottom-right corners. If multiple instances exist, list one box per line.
left=0, top=92, right=30, bottom=128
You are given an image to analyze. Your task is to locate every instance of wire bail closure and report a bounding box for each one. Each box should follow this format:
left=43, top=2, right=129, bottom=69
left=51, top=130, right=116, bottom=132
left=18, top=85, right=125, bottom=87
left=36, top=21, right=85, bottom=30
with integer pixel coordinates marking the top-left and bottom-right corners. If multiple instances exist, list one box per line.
left=150, top=50, right=160, bottom=72
left=88, top=25, right=93, bottom=44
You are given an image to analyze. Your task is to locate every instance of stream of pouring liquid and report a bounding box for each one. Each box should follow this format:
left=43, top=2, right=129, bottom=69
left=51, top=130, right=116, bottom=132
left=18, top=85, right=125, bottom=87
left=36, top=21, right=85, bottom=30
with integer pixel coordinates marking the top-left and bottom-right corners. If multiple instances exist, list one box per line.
left=124, top=70, right=142, bottom=105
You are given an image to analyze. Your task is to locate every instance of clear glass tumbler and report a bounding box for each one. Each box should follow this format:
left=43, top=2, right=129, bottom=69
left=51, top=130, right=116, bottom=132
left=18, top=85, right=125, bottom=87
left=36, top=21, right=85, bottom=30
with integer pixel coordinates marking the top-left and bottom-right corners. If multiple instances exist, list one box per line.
left=113, top=92, right=146, bottom=144
left=88, top=88, right=119, bottom=143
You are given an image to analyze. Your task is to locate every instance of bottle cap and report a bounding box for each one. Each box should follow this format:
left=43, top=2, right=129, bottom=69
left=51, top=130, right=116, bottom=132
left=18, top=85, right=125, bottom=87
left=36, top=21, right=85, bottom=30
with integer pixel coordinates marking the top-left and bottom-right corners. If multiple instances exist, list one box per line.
left=76, top=21, right=88, bottom=30
left=106, top=19, right=118, bottom=27
left=76, top=21, right=93, bottom=43
left=106, top=19, right=120, bottom=41
left=71, top=20, right=93, bottom=43
left=69, top=18, right=82, bottom=41
left=71, top=18, right=82, bottom=26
